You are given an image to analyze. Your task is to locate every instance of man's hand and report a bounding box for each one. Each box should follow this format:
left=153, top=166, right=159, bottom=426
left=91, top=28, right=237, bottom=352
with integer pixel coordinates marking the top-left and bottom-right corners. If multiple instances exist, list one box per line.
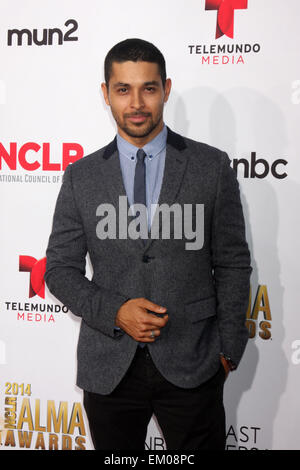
left=115, top=297, right=168, bottom=342
left=220, top=355, right=230, bottom=380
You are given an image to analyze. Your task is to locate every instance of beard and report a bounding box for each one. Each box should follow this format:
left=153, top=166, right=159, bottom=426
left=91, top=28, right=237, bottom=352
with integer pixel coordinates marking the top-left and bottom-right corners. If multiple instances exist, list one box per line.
left=111, top=109, right=163, bottom=139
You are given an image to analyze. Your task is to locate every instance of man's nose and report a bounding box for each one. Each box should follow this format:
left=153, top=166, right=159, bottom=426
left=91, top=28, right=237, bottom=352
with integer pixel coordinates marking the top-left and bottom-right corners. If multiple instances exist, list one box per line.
left=130, top=90, right=144, bottom=110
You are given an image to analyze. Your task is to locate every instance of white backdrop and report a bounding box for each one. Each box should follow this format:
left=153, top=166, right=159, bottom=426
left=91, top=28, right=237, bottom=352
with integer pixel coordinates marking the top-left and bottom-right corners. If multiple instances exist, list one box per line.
left=1, top=0, right=299, bottom=450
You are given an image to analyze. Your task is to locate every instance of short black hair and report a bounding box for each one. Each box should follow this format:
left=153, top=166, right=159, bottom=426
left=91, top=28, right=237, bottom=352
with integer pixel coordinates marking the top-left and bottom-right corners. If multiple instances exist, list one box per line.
left=104, top=38, right=166, bottom=88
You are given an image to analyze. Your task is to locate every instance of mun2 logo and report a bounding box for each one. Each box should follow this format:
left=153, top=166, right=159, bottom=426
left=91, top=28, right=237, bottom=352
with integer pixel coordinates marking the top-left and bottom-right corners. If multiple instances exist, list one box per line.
left=7, top=19, right=78, bottom=46
left=205, top=0, right=248, bottom=39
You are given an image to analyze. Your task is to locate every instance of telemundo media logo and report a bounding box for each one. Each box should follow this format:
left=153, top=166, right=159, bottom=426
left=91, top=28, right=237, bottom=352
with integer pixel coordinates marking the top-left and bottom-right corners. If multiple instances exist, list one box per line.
left=188, top=1, right=260, bottom=66
left=2, top=255, right=69, bottom=324
left=19, top=256, right=47, bottom=299
left=205, top=0, right=248, bottom=39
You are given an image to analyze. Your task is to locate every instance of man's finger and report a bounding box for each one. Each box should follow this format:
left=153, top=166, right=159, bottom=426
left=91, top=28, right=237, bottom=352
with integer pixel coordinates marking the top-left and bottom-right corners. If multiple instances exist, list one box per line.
left=138, top=329, right=161, bottom=342
left=138, top=298, right=167, bottom=314
left=142, top=312, right=168, bottom=328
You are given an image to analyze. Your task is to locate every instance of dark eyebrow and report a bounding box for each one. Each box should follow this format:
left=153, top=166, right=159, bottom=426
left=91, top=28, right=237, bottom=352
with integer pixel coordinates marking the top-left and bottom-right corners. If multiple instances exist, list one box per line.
left=112, top=82, right=130, bottom=89
left=144, top=81, right=160, bottom=87
left=112, top=80, right=160, bottom=89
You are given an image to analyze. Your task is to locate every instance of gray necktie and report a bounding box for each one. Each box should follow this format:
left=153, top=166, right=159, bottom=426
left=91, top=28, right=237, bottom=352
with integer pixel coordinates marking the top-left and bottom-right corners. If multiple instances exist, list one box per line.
left=134, top=149, right=148, bottom=348
left=134, top=149, right=147, bottom=244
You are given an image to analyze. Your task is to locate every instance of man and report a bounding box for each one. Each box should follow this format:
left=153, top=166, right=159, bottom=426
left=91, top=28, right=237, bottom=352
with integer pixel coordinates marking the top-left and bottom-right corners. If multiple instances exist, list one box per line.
left=45, top=38, right=252, bottom=450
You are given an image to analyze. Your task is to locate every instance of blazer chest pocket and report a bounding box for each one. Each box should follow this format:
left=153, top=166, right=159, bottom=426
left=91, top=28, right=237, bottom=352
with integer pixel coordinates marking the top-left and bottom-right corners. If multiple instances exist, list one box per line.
left=184, top=295, right=217, bottom=323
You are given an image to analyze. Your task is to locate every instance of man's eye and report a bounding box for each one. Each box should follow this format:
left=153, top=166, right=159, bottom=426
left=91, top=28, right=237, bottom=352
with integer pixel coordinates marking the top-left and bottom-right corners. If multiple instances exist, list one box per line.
left=118, top=88, right=127, bottom=93
left=145, top=87, right=155, bottom=92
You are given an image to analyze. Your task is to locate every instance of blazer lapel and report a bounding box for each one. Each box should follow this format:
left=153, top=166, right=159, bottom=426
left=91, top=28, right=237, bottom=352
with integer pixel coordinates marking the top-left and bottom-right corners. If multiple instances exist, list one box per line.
left=99, top=127, right=189, bottom=252
left=101, top=136, right=130, bottom=217
left=145, top=129, right=189, bottom=250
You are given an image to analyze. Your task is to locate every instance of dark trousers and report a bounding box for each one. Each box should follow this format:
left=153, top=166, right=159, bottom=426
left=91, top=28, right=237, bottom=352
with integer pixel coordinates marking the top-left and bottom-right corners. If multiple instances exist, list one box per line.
left=83, top=346, right=226, bottom=450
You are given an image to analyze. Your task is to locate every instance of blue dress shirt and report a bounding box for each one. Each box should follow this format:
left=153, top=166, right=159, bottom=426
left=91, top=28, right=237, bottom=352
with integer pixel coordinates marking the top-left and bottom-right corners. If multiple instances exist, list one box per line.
left=117, top=124, right=167, bottom=232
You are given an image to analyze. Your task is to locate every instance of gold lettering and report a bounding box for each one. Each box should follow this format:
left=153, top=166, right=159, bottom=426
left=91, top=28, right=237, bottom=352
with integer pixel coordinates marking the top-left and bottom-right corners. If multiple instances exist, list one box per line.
left=49, top=433, right=59, bottom=450
left=4, top=396, right=17, bottom=429
left=251, top=285, right=271, bottom=321
left=35, top=432, right=46, bottom=450
left=245, top=319, right=256, bottom=339
left=47, top=400, right=68, bottom=434
left=68, top=403, right=86, bottom=436
left=259, top=320, right=272, bottom=340
left=4, top=429, right=16, bottom=447
left=17, top=398, right=34, bottom=431
left=35, top=399, right=46, bottom=432
left=62, top=434, right=72, bottom=450
left=4, top=411, right=16, bottom=429
left=75, top=435, right=86, bottom=450
left=18, top=431, right=33, bottom=448
left=5, top=396, right=17, bottom=406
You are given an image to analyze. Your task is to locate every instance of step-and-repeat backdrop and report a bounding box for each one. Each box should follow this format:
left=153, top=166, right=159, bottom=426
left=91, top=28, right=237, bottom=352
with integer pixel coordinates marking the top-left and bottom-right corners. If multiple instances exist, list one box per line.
left=1, top=0, right=299, bottom=450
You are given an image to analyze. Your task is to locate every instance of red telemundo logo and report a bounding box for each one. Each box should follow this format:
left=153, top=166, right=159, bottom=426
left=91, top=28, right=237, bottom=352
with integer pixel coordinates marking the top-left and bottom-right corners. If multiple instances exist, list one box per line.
left=205, top=0, right=248, bottom=39
left=19, top=256, right=46, bottom=299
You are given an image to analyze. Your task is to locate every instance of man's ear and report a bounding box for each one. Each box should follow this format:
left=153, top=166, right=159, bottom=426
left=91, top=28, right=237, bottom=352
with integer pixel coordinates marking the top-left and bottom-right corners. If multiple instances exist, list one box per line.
left=163, top=78, right=172, bottom=104
left=101, top=82, right=110, bottom=106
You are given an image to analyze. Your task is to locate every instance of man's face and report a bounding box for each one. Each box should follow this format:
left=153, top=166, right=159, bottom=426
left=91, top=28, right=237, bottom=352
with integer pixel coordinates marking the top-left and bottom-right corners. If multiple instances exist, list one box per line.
left=101, top=61, right=171, bottom=145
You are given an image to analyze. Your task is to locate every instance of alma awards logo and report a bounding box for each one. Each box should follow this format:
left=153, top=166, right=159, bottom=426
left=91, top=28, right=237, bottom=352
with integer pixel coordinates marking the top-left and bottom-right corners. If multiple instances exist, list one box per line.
left=2, top=382, right=86, bottom=450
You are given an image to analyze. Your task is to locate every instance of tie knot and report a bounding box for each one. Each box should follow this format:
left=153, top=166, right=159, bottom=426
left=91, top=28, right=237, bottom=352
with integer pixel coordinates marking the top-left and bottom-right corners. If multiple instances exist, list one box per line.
left=136, top=148, right=146, bottom=162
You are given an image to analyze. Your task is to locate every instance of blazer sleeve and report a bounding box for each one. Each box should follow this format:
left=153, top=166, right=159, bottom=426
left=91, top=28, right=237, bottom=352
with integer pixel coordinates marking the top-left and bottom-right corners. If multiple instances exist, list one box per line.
left=44, top=164, right=128, bottom=338
left=211, top=152, right=252, bottom=367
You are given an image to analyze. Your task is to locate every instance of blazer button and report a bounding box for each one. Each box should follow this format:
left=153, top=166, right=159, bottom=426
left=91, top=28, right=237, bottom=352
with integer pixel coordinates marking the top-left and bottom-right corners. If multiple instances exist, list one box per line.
left=142, top=254, right=155, bottom=263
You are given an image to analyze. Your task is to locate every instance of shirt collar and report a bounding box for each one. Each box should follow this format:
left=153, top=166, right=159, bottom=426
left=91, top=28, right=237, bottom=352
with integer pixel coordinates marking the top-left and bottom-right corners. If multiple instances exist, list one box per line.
left=117, top=124, right=167, bottom=162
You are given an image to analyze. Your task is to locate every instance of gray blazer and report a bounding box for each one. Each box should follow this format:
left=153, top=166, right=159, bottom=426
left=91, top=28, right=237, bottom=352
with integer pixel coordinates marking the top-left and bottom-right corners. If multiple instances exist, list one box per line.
left=45, top=127, right=252, bottom=394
